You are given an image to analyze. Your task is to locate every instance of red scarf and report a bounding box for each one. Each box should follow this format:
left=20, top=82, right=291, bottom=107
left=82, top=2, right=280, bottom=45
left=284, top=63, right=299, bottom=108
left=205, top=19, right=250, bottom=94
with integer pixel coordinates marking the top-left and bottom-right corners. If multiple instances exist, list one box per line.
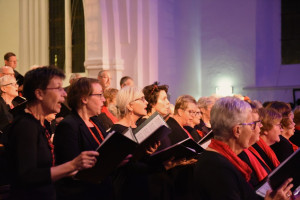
left=288, top=139, right=298, bottom=152
left=208, top=139, right=252, bottom=182
left=196, top=129, right=204, bottom=138
left=183, top=127, right=194, bottom=141
left=256, top=137, right=280, bottom=168
left=248, top=146, right=272, bottom=172
left=243, top=149, right=268, bottom=182
left=101, top=106, right=118, bottom=123
left=295, top=125, right=300, bottom=131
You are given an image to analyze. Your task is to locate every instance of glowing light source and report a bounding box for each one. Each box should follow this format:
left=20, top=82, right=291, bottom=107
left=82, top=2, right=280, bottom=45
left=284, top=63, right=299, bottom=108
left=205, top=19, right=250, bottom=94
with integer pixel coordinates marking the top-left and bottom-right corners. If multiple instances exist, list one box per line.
left=216, top=86, right=233, bottom=97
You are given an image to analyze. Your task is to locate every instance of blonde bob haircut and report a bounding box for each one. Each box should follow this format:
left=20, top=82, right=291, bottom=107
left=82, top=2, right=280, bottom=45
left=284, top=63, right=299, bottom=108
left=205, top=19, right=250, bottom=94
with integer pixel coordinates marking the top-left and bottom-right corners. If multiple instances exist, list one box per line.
left=116, top=86, right=143, bottom=119
left=211, top=97, right=251, bottom=140
left=174, top=95, right=196, bottom=115
left=259, top=107, right=282, bottom=133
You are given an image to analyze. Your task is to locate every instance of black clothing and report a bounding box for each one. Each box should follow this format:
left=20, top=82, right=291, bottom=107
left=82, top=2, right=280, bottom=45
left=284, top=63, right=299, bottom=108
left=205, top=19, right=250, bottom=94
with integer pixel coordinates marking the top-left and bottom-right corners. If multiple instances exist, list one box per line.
left=0, top=97, right=14, bottom=132
left=97, top=112, right=114, bottom=131
left=14, top=70, right=24, bottom=87
left=109, top=124, right=166, bottom=200
left=7, top=111, right=54, bottom=200
left=290, top=129, right=300, bottom=146
left=183, top=126, right=202, bottom=142
left=238, top=151, right=271, bottom=188
left=54, top=111, right=113, bottom=200
left=252, top=143, right=276, bottom=170
left=270, top=135, right=294, bottom=162
left=195, top=119, right=212, bottom=136
left=193, top=151, right=260, bottom=200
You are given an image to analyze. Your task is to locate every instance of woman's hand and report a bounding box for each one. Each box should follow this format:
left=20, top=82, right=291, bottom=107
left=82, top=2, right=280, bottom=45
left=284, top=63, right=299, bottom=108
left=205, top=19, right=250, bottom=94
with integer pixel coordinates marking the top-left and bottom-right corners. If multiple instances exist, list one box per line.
left=145, top=141, right=161, bottom=155
left=265, top=178, right=293, bottom=200
left=71, top=151, right=99, bottom=172
left=118, top=154, right=133, bottom=167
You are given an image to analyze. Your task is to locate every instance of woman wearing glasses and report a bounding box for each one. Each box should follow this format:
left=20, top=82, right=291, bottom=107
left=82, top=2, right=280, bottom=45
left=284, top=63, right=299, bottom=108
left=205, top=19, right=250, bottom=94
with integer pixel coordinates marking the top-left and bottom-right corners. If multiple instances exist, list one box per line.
left=6, top=67, right=99, bottom=200
left=267, top=101, right=298, bottom=162
left=110, top=86, right=182, bottom=200
left=193, top=97, right=293, bottom=200
left=0, top=75, right=19, bottom=131
left=53, top=77, right=113, bottom=200
left=238, top=103, right=271, bottom=188
left=251, top=108, right=282, bottom=171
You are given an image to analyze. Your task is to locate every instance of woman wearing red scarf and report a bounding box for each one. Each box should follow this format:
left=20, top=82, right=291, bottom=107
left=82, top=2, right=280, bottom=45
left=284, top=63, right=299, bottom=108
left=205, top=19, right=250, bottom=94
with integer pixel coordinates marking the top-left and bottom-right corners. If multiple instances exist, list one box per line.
left=251, top=108, right=282, bottom=170
left=193, top=97, right=293, bottom=200
left=267, top=101, right=298, bottom=162
left=238, top=103, right=272, bottom=188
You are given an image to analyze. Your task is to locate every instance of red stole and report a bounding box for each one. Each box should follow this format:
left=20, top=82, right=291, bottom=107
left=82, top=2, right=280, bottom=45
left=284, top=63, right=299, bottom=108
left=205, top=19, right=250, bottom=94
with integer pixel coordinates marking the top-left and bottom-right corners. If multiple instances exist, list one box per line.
left=288, top=139, right=298, bottom=152
left=101, top=106, right=118, bottom=123
left=208, top=139, right=252, bottom=182
left=243, top=149, right=268, bottom=181
left=256, top=137, right=280, bottom=168
left=196, top=129, right=204, bottom=138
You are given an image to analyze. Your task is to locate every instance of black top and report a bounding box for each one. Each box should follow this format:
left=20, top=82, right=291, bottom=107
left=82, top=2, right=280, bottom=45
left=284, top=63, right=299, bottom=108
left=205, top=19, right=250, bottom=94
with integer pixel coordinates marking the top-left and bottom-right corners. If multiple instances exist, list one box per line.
left=7, top=111, right=54, bottom=200
left=252, top=143, right=276, bottom=170
left=194, top=119, right=212, bottom=136
left=0, top=97, right=14, bottom=132
left=238, top=151, right=271, bottom=188
left=290, top=129, right=300, bottom=147
left=109, top=123, right=165, bottom=200
left=193, top=151, right=259, bottom=200
left=183, top=126, right=202, bottom=142
left=53, top=111, right=113, bottom=200
left=97, top=112, right=114, bottom=131
left=14, top=70, right=24, bottom=87
left=270, top=135, right=294, bottom=162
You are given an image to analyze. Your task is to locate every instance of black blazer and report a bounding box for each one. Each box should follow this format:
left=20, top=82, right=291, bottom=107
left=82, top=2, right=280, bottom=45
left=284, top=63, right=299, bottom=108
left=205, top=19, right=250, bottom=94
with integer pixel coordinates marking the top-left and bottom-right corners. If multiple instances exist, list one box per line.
left=53, top=111, right=113, bottom=200
left=54, top=112, right=107, bottom=164
left=0, top=97, right=13, bottom=132
left=166, top=117, right=190, bottom=145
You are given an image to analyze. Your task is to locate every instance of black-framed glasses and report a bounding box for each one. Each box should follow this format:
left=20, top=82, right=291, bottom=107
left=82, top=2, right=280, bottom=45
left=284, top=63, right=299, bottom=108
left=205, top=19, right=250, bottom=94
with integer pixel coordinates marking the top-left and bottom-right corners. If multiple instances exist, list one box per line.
left=46, top=87, right=65, bottom=92
left=239, top=120, right=261, bottom=130
left=131, top=96, right=146, bottom=103
left=90, top=93, right=104, bottom=98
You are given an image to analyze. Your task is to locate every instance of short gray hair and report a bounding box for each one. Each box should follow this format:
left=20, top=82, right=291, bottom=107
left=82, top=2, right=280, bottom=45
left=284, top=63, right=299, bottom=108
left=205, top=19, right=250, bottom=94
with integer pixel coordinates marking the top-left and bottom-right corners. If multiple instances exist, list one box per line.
left=211, top=97, right=251, bottom=140
left=0, top=75, right=17, bottom=95
left=198, top=96, right=217, bottom=109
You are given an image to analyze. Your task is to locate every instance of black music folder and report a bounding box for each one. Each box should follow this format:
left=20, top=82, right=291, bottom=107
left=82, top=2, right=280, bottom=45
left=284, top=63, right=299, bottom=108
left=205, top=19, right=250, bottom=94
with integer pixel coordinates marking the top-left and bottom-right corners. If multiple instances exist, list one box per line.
left=131, top=112, right=171, bottom=160
left=74, top=129, right=137, bottom=183
left=148, top=138, right=204, bottom=164
left=256, top=148, right=300, bottom=197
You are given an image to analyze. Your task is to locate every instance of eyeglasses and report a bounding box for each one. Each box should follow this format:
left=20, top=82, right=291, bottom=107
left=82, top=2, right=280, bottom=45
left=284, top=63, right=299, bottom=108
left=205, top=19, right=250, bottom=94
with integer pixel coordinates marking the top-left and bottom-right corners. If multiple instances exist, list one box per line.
left=274, top=123, right=283, bottom=129
left=131, top=96, right=147, bottom=103
left=46, top=87, right=65, bottom=92
left=90, top=93, right=104, bottom=98
left=239, top=120, right=261, bottom=130
left=2, top=82, right=18, bottom=87
left=100, top=76, right=112, bottom=80
left=195, top=111, right=201, bottom=116
left=185, top=110, right=196, bottom=116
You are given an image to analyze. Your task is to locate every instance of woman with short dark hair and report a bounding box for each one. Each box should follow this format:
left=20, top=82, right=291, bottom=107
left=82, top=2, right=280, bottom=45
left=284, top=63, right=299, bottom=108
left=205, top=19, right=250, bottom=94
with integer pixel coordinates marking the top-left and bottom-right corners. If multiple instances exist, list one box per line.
left=54, top=77, right=113, bottom=199
left=7, top=67, right=98, bottom=200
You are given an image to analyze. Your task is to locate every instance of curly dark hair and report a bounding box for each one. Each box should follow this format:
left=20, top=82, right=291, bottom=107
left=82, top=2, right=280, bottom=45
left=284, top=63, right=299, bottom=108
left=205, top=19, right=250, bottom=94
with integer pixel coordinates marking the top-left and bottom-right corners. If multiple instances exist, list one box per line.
left=143, top=82, right=169, bottom=114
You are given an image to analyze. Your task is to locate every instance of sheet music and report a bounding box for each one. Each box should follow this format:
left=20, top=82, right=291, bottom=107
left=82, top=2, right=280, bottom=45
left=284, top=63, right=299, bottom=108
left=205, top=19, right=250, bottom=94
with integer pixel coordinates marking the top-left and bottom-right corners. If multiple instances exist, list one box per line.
left=135, top=114, right=166, bottom=143
left=256, top=181, right=271, bottom=198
